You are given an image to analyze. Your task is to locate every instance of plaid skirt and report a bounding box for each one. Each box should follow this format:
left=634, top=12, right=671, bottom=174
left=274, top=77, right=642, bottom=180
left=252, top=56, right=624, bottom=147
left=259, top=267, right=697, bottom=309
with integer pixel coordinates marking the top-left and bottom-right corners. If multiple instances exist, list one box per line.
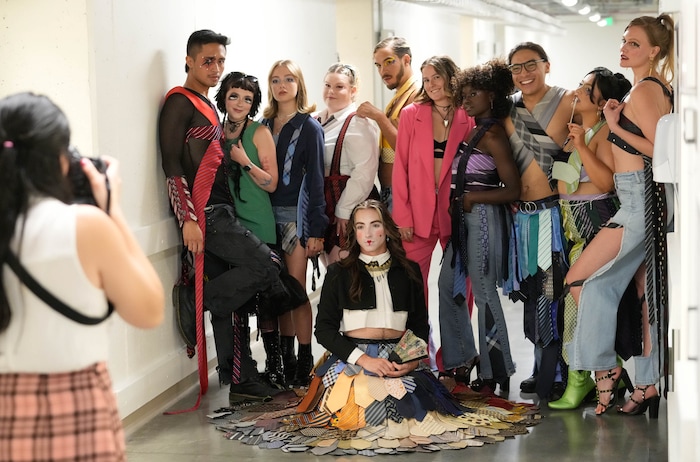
left=0, top=362, right=125, bottom=462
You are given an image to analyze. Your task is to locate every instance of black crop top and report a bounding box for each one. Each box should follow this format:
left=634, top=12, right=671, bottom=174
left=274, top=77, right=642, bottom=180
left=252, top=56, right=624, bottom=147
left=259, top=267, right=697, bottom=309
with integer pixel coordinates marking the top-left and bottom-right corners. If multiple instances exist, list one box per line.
left=607, top=77, right=672, bottom=157
left=434, top=139, right=447, bottom=159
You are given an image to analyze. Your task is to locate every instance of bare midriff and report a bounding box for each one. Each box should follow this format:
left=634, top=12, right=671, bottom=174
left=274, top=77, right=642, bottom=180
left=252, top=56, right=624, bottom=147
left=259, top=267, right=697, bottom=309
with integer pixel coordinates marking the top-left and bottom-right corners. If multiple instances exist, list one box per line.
left=346, top=327, right=405, bottom=340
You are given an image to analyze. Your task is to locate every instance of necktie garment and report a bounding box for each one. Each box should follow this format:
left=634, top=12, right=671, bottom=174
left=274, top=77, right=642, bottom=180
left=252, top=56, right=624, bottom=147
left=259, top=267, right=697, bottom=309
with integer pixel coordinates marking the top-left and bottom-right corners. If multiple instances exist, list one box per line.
left=282, top=127, right=301, bottom=185
left=537, top=209, right=552, bottom=271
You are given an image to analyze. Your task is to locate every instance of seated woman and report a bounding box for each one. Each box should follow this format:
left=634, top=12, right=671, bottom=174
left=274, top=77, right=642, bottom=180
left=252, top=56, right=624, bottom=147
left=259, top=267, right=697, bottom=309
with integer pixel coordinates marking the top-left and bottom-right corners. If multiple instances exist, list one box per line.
left=215, top=201, right=540, bottom=454
left=307, top=200, right=527, bottom=437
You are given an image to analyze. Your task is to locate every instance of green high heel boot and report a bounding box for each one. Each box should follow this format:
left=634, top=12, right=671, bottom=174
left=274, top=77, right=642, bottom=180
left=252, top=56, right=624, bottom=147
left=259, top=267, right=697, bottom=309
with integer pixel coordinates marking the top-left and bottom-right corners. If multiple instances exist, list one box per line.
left=548, top=370, right=596, bottom=410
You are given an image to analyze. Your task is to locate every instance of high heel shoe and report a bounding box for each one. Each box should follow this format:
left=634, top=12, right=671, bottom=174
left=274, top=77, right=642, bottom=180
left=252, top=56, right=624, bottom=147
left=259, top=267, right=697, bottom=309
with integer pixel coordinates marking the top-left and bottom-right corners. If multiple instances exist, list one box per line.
left=471, top=377, right=510, bottom=393
left=449, top=358, right=479, bottom=385
left=548, top=370, right=596, bottom=410
left=594, top=367, right=633, bottom=415
left=617, top=385, right=661, bottom=419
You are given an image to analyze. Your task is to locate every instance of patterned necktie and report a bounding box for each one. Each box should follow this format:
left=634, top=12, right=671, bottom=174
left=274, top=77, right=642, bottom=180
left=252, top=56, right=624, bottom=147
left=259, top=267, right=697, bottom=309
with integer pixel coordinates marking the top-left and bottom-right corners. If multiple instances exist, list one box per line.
left=282, top=127, right=301, bottom=185
left=537, top=209, right=553, bottom=271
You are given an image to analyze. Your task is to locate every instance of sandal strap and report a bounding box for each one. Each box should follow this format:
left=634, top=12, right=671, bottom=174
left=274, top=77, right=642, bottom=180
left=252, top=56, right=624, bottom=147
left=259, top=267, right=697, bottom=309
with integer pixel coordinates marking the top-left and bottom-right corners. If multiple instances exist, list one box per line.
left=629, top=385, right=650, bottom=405
left=594, top=368, right=617, bottom=383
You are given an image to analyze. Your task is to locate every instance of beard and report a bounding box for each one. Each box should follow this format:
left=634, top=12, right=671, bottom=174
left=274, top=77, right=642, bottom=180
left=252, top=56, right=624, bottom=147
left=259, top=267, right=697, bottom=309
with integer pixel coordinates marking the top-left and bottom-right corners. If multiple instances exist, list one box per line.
left=386, top=65, right=405, bottom=91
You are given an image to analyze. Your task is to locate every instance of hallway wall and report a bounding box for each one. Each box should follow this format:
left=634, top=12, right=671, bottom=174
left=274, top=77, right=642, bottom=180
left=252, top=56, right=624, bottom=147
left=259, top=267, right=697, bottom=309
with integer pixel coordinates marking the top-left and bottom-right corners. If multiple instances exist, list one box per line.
left=0, top=0, right=633, bottom=420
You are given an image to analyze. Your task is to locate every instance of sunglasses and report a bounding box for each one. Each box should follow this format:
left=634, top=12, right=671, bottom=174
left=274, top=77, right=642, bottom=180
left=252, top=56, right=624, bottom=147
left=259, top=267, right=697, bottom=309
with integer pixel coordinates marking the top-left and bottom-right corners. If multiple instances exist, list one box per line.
left=230, top=71, right=258, bottom=83
left=508, top=59, right=547, bottom=74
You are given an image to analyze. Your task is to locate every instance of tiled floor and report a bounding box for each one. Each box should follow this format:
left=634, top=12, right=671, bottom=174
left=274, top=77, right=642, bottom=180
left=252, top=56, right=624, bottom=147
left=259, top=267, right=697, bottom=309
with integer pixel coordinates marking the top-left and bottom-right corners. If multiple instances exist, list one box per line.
left=125, top=251, right=668, bottom=461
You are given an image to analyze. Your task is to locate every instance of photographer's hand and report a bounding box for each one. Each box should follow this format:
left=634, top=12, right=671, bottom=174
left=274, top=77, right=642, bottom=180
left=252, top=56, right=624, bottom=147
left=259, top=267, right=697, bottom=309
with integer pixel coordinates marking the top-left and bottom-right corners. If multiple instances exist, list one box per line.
left=82, top=155, right=119, bottom=215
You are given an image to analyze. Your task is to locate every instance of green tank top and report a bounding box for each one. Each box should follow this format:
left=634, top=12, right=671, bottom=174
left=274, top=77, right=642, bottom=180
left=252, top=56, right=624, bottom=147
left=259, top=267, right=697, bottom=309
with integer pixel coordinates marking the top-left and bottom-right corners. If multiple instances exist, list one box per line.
left=224, top=120, right=277, bottom=244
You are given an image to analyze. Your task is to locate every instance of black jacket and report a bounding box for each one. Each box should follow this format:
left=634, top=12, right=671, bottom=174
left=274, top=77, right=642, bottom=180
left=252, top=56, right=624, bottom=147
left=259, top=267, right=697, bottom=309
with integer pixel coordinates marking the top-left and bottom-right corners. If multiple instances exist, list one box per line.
left=314, top=258, right=428, bottom=362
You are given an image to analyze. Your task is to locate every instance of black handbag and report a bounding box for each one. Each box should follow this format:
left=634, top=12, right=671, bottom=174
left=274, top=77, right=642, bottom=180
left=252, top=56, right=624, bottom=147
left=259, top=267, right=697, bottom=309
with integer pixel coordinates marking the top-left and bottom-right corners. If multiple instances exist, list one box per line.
left=5, top=251, right=113, bottom=324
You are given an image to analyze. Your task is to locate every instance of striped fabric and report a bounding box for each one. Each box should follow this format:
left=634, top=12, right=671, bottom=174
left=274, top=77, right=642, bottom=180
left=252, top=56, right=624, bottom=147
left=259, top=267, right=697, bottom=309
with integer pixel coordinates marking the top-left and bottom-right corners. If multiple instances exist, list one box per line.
left=0, top=362, right=125, bottom=462
left=559, top=195, right=620, bottom=361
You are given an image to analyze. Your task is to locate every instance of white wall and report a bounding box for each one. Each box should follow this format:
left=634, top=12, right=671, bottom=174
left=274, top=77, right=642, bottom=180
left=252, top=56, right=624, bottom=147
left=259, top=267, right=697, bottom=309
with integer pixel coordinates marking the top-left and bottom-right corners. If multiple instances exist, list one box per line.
left=1, top=0, right=630, bottom=420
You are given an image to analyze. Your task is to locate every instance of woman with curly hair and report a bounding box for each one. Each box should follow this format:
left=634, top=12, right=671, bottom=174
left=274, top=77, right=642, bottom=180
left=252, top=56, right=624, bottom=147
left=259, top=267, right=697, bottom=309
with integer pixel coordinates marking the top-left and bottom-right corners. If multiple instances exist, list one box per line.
left=438, top=59, right=521, bottom=393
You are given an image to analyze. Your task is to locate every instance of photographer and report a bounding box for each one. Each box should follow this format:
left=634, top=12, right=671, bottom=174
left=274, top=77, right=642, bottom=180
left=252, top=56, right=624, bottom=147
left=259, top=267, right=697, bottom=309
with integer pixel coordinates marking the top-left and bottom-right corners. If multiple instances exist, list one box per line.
left=0, top=92, right=164, bottom=460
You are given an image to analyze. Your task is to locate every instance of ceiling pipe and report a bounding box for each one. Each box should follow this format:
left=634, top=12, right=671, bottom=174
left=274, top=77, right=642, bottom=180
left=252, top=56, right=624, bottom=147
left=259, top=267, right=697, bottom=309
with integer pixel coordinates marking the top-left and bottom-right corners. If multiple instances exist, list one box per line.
left=399, top=0, right=564, bottom=33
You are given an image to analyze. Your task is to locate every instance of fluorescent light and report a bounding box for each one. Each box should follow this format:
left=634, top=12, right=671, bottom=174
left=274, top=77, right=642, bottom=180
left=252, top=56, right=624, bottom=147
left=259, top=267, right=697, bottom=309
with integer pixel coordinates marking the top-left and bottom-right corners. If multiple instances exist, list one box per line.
left=578, top=5, right=591, bottom=14
left=589, top=13, right=601, bottom=21
left=561, top=0, right=578, bottom=6
left=597, top=19, right=608, bottom=27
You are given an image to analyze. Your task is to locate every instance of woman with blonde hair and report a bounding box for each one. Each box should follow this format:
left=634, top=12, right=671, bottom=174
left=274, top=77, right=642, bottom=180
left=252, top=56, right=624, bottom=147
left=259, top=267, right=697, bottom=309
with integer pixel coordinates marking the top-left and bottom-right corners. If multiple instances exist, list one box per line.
left=316, top=63, right=379, bottom=265
left=261, top=59, right=327, bottom=387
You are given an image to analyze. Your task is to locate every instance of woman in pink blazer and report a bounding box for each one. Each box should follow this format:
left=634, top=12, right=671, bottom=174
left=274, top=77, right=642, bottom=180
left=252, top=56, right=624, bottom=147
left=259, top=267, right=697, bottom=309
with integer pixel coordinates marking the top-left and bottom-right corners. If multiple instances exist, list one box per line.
left=393, top=56, right=475, bottom=366
left=394, top=56, right=474, bottom=292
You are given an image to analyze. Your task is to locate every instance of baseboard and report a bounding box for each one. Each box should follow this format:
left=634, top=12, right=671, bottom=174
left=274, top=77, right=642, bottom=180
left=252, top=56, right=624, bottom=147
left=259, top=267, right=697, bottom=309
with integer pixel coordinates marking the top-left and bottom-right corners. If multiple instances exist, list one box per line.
left=121, top=357, right=218, bottom=438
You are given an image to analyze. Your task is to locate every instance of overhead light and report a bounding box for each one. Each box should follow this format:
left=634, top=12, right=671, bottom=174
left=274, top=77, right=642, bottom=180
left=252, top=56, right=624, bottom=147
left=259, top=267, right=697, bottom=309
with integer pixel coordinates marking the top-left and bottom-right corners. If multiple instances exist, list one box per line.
left=561, top=0, right=578, bottom=6
left=578, top=5, right=591, bottom=14
left=597, top=17, right=614, bottom=27
left=589, top=13, right=601, bottom=22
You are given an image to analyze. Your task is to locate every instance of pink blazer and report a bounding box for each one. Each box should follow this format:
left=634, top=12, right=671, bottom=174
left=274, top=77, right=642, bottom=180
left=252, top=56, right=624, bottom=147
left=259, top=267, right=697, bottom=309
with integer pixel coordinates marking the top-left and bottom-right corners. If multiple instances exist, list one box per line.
left=393, top=102, right=475, bottom=247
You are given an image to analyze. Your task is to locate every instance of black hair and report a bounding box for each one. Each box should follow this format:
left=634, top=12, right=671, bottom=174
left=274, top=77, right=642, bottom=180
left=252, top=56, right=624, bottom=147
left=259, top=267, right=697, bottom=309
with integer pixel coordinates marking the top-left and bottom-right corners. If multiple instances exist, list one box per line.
left=339, top=199, right=420, bottom=302
left=215, top=72, right=262, bottom=118
left=185, top=29, right=230, bottom=73
left=0, top=92, right=73, bottom=332
left=453, top=58, right=515, bottom=119
left=585, top=67, right=632, bottom=111
left=507, top=42, right=549, bottom=65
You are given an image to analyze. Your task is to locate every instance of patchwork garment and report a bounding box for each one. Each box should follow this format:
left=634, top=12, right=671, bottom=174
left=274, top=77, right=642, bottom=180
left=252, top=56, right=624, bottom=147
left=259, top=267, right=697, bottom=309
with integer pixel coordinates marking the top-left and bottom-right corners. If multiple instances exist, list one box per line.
left=211, top=340, right=541, bottom=456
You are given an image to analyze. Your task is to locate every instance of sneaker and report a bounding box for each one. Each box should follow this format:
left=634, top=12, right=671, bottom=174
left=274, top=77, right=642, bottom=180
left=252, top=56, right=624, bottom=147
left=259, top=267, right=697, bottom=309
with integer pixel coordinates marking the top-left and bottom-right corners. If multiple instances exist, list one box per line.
left=229, top=378, right=282, bottom=405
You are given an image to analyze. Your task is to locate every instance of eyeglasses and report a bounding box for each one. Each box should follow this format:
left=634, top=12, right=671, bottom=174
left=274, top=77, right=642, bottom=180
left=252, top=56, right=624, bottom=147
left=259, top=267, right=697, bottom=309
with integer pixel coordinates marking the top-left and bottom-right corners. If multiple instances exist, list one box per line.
left=230, top=71, right=258, bottom=83
left=508, top=59, right=546, bottom=74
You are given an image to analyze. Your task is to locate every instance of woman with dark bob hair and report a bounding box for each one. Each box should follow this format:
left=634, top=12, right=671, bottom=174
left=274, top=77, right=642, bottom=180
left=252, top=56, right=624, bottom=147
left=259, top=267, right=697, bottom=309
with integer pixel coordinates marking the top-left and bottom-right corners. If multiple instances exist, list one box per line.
left=0, top=92, right=163, bottom=460
left=438, top=58, right=521, bottom=394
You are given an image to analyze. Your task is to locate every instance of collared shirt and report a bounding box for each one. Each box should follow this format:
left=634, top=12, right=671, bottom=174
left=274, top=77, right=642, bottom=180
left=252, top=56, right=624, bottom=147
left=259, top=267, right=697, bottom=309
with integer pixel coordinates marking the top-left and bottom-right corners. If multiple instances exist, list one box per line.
left=316, top=103, right=380, bottom=219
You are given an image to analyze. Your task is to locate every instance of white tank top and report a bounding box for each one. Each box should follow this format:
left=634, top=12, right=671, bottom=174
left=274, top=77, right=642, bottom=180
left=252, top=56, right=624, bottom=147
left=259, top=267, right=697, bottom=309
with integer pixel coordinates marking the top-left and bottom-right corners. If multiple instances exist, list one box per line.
left=0, top=197, right=110, bottom=373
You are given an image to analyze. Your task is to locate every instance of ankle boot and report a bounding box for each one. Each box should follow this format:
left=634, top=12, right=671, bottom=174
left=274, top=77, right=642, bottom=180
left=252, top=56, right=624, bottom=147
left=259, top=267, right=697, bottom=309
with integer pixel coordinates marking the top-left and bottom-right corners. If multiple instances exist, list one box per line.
left=261, top=331, right=286, bottom=389
left=280, top=335, right=297, bottom=384
left=548, top=370, right=595, bottom=410
left=292, top=343, right=313, bottom=388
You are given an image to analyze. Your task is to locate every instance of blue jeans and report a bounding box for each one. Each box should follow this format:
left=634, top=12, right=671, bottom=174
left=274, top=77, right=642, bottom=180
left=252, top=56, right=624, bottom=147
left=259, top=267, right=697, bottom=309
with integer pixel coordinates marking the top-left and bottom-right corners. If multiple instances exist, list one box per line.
left=439, top=205, right=515, bottom=378
left=438, top=244, right=478, bottom=370
left=567, top=170, right=659, bottom=384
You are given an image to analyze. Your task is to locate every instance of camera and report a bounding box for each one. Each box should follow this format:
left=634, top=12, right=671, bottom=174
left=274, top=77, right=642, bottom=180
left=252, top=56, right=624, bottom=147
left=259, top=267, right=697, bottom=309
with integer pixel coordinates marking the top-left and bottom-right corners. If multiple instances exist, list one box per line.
left=67, top=147, right=107, bottom=206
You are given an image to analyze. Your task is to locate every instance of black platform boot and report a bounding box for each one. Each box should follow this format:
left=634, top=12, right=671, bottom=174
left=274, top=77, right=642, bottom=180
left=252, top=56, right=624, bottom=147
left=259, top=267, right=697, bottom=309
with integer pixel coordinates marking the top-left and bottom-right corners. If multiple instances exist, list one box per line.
left=261, top=331, right=286, bottom=390
left=280, top=335, right=297, bottom=384
left=292, top=343, right=313, bottom=388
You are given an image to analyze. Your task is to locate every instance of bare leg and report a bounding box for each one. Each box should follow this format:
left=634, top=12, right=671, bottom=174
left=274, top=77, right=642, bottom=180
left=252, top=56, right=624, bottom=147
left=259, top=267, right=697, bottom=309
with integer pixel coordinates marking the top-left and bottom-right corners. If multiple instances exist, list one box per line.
left=284, top=241, right=311, bottom=344
left=567, top=226, right=624, bottom=306
left=566, top=226, right=625, bottom=415
left=619, top=265, right=659, bottom=412
left=321, top=245, right=346, bottom=267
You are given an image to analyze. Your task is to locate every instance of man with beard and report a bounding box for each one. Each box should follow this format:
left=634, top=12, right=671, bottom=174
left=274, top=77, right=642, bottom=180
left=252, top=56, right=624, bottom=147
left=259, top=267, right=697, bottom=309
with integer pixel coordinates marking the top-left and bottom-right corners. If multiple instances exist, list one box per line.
left=357, top=37, right=418, bottom=211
